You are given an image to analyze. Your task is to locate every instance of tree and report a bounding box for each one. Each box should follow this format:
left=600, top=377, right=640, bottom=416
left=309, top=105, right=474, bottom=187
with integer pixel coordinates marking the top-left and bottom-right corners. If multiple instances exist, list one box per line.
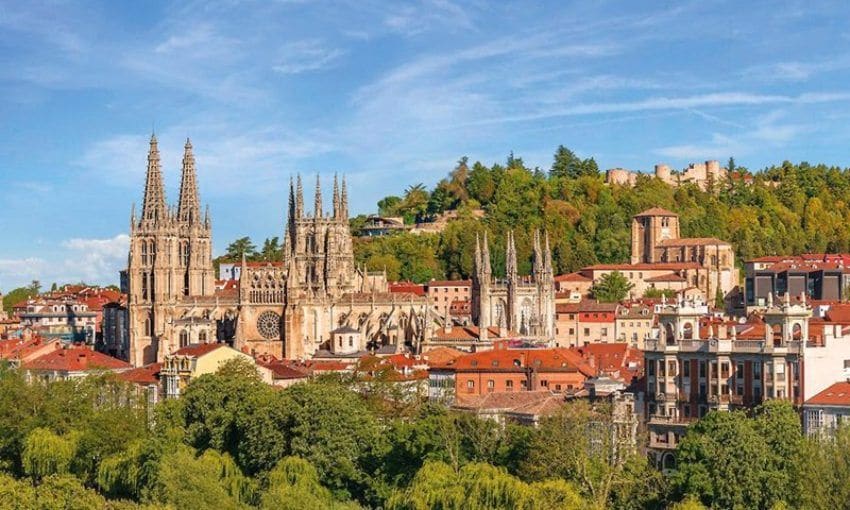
left=260, top=457, right=360, bottom=510
left=260, top=237, right=282, bottom=261
left=386, top=461, right=585, bottom=510
left=519, top=401, right=663, bottom=509
left=727, top=157, right=736, bottom=175
left=22, top=428, right=77, bottom=481
left=550, top=145, right=582, bottom=179
left=224, top=237, right=257, bottom=261
left=145, top=446, right=249, bottom=510
left=35, top=474, right=106, bottom=510
left=590, top=271, right=634, bottom=302
left=671, top=410, right=773, bottom=509
left=29, top=280, right=41, bottom=295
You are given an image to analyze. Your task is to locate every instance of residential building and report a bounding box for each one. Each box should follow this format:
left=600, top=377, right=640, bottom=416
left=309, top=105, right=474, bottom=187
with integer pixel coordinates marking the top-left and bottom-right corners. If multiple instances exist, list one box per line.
left=160, top=343, right=255, bottom=398
left=554, top=301, right=618, bottom=347
left=101, top=301, right=129, bottom=360
left=427, top=344, right=595, bottom=403
left=614, top=301, right=656, bottom=349
left=21, top=345, right=130, bottom=382
left=17, top=299, right=98, bottom=343
left=643, top=294, right=850, bottom=470
left=426, top=279, right=471, bottom=321
left=803, top=380, right=850, bottom=437
left=744, top=253, right=850, bottom=308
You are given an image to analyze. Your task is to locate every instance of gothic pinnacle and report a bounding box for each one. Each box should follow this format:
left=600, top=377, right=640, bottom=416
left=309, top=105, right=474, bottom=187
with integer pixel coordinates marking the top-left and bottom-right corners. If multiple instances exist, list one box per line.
left=177, top=137, right=200, bottom=224
left=141, top=132, right=167, bottom=224
left=332, top=173, right=340, bottom=219
left=314, top=174, right=322, bottom=218
left=341, top=175, right=349, bottom=219
left=295, top=174, right=304, bottom=218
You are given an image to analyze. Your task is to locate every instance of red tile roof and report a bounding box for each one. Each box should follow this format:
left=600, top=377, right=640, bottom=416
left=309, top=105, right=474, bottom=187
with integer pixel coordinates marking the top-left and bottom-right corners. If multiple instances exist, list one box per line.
left=388, top=281, right=426, bottom=296
left=825, top=304, right=850, bottom=323
left=806, top=381, right=850, bottom=406
left=23, top=347, right=130, bottom=372
left=585, top=262, right=701, bottom=271
left=454, top=390, right=564, bottom=415
left=556, top=301, right=619, bottom=314
left=449, top=348, right=596, bottom=377
left=118, top=363, right=161, bottom=384
left=432, top=325, right=519, bottom=341
left=555, top=272, right=592, bottom=282
left=172, top=343, right=226, bottom=357
left=427, top=280, right=472, bottom=288
left=634, top=207, right=677, bottom=217
left=423, top=347, right=466, bottom=368
left=644, top=272, right=687, bottom=283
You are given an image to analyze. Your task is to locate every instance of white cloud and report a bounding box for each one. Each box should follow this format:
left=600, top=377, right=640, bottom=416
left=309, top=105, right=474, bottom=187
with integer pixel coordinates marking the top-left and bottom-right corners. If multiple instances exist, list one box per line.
left=0, top=258, right=49, bottom=290
left=61, top=234, right=130, bottom=284
left=272, top=39, right=345, bottom=74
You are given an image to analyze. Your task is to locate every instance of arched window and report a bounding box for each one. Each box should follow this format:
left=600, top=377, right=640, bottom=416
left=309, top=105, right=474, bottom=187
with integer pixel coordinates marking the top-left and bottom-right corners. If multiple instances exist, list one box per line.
left=198, top=330, right=207, bottom=343
left=181, top=242, right=190, bottom=266
left=683, top=323, right=693, bottom=340
left=141, top=242, right=148, bottom=265
left=348, top=335, right=353, bottom=347
left=179, top=330, right=190, bottom=347
left=141, top=272, right=149, bottom=301
left=144, top=314, right=152, bottom=336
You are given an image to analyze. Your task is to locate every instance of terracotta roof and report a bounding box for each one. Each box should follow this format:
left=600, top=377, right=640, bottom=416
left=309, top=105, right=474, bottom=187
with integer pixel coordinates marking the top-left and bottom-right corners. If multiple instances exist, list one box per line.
left=423, top=346, right=466, bottom=368
left=23, top=347, right=130, bottom=372
left=455, top=390, right=564, bottom=414
left=388, top=281, right=426, bottom=296
left=575, top=343, right=643, bottom=380
left=449, top=348, right=595, bottom=377
left=172, top=343, right=226, bottom=357
left=825, top=304, right=850, bottom=323
left=584, top=262, right=701, bottom=271
left=427, top=280, right=472, bottom=288
left=634, top=207, right=677, bottom=217
left=644, top=272, right=687, bottom=283
left=556, top=301, right=619, bottom=314
left=118, top=363, right=161, bottom=384
left=657, top=237, right=730, bottom=247
left=806, top=381, right=850, bottom=406
left=555, top=272, right=592, bottom=282
left=257, top=360, right=309, bottom=380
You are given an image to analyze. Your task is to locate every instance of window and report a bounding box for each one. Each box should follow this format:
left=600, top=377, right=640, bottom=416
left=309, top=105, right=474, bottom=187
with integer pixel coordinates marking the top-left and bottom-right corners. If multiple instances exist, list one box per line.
left=198, top=331, right=207, bottom=343
left=699, top=361, right=706, bottom=378
left=601, top=327, right=608, bottom=336
left=348, top=336, right=354, bottom=347
left=487, top=380, right=494, bottom=393
left=584, top=328, right=590, bottom=337
left=807, top=409, right=823, bottom=432
left=541, top=380, right=549, bottom=388
left=647, top=362, right=655, bottom=376
left=775, top=361, right=785, bottom=375
left=720, top=362, right=729, bottom=378
left=753, top=363, right=762, bottom=379
left=736, top=362, right=744, bottom=379
left=179, top=330, right=189, bottom=348
left=144, top=315, right=152, bottom=336
left=506, top=380, right=513, bottom=391
left=568, top=328, right=575, bottom=335
left=466, top=380, right=474, bottom=393
left=683, top=361, right=690, bottom=378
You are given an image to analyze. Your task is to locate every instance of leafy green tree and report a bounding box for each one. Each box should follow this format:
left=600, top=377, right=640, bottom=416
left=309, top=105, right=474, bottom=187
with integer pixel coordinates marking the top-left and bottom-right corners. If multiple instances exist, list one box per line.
left=35, top=474, right=107, bottom=510
left=550, top=145, right=581, bottom=179
left=146, top=445, right=248, bottom=510
left=2, top=286, right=38, bottom=313
left=386, top=461, right=584, bottom=510
left=590, top=271, right=634, bottom=302
left=378, top=196, right=403, bottom=217
left=259, top=237, right=282, bottom=261
left=0, top=472, right=35, bottom=509
left=520, top=400, right=663, bottom=510
left=22, top=428, right=78, bottom=481
left=260, top=456, right=361, bottom=510
left=671, top=410, right=772, bottom=509
left=224, top=237, right=257, bottom=261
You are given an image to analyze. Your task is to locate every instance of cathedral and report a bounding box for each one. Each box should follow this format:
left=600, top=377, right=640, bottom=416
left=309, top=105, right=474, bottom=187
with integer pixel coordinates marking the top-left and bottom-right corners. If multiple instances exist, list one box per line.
left=127, top=136, right=434, bottom=366
left=126, top=137, right=556, bottom=367
left=471, top=230, right=556, bottom=341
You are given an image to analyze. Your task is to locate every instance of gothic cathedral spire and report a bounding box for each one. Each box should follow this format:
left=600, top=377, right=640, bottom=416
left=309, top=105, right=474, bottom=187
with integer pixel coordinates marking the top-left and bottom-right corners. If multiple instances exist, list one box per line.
left=341, top=175, right=349, bottom=220
left=177, top=138, right=200, bottom=224
left=295, top=174, right=304, bottom=218
left=314, top=174, right=323, bottom=218
left=332, top=173, right=340, bottom=219
left=506, top=230, right=518, bottom=280
left=141, top=133, right=167, bottom=224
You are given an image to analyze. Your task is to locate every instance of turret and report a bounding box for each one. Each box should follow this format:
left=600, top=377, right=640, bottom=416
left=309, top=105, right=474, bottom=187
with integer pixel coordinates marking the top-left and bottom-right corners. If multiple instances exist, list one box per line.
left=340, top=176, right=349, bottom=220
left=295, top=174, right=304, bottom=219
left=506, top=230, right=518, bottom=281
left=332, top=173, right=341, bottom=219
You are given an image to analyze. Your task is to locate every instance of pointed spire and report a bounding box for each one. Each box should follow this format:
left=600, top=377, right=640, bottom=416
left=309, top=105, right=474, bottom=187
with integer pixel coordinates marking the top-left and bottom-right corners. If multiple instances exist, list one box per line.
left=341, top=175, right=349, bottom=220
left=506, top=230, right=518, bottom=279
left=177, top=138, right=201, bottom=224
left=474, top=233, right=482, bottom=275
left=314, top=174, right=323, bottom=218
left=482, top=230, right=491, bottom=276
left=533, top=229, right=544, bottom=275
left=332, top=173, right=341, bottom=219
left=544, top=231, right=553, bottom=274
left=130, top=203, right=136, bottom=232
left=141, top=133, right=167, bottom=224
left=295, top=174, right=304, bottom=218
left=204, top=204, right=211, bottom=229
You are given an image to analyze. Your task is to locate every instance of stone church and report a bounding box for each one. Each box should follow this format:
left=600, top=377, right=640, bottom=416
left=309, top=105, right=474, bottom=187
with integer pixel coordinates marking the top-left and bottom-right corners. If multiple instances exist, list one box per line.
left=471, top=230, right=556, bottom=342
left=127, top=136, right=433, bottom=366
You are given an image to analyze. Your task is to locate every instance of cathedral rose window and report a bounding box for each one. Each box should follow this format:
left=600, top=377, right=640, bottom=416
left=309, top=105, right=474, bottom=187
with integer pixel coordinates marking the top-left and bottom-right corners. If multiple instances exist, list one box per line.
left=257, top=311, right=281, bottom=339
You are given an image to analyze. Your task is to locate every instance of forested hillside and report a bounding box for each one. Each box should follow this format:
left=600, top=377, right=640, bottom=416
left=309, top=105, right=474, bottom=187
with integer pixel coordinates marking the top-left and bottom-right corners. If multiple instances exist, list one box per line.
left=351, top=147, right=850, bottom=282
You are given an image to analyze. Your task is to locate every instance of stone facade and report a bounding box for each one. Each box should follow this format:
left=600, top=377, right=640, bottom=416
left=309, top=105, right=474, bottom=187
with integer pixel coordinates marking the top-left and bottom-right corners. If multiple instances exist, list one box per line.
left=127, top=137, right=433, bottom=366
left=606, top=160, right=727, bottom=191
left=471, top=230, right=556, bottom=343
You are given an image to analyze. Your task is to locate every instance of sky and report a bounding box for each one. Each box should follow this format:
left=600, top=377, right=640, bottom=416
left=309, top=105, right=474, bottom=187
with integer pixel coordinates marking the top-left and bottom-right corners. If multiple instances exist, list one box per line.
left=3, top=0, right=850, bottom=290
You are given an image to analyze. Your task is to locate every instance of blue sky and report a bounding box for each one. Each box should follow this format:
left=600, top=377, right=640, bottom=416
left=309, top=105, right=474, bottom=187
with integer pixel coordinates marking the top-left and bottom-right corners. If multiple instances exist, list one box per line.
left=2, top=0, right=850, bottom=290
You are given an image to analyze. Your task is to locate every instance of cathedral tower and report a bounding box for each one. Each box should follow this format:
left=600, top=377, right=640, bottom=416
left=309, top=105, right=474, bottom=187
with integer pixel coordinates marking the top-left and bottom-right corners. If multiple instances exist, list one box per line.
left=128, top=136, right=214, bottom=366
